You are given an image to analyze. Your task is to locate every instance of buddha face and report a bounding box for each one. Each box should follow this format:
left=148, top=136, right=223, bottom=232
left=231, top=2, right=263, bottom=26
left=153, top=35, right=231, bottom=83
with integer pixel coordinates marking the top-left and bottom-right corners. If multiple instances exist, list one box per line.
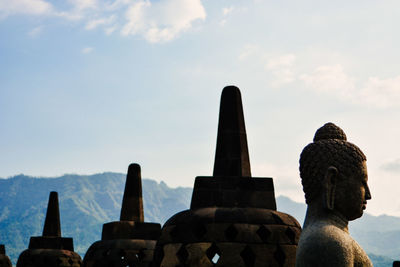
left=334, top=161, right=371, bottom=221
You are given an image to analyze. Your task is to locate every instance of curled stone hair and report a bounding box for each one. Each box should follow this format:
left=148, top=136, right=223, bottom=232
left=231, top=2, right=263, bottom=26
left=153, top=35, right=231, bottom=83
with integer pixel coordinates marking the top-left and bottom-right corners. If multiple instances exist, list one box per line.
left=299, top=123, right=366, bottom=204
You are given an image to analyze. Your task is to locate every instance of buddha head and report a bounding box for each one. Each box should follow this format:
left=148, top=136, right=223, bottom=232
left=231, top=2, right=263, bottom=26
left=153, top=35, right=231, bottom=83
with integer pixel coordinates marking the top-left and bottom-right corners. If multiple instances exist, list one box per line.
left=299, top=122, right=371, bottom=221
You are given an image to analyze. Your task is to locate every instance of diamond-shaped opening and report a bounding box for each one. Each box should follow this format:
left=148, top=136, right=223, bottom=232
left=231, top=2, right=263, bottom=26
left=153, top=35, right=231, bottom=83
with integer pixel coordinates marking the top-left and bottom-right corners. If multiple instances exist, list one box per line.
left=272, top=213, right=284, bottom=224
left=119, top=249, right=126, bottom=257
left=193, top=222, right=207, bottom=239
left=225, top=224, right=238, bottom=241
left=211, top=253, right=220, bottom=264
left=176, top=244, right=189, bottom=263
left=68, top=258, right=73, bottom=266
left=256, top=225, right=271, bottom=242
left=206, top=243, right=221, bottom=265
left=285, top=227, right=296, bottom=244
left=135, top=250, right=145, bottom=261
left=240, top=245, right=255, bottom=267
left=274, top=245, right=286, bottom=267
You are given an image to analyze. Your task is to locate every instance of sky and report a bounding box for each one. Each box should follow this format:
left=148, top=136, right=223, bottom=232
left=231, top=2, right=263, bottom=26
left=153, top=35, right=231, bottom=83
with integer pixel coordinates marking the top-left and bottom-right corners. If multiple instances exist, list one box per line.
left=1, top=0, right=400, bottom=217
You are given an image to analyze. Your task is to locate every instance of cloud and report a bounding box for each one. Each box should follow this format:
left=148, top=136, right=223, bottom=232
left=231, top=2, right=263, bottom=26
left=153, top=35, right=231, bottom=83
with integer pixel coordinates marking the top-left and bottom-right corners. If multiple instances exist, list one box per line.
left=360, top=76, right=400, bottom=108
left=0, top=0, right=53, bottom=18
left=238, top=46, right=297, bottom=87
left=299, top=64, right=355, bottom=98
left=85, top=15, right=116, bottom=30
left=237, top=45, right=400, bottom=108
left=68, top=0, right=97, bottom=11
left=0, top=0, right=84, bottom=20
left=28, top=26, right=43, bottom=37
left=222, top=6, right=234, bottom=16
left=265, top=54, right=296, bottom=86
left=121, top=0, right=206, bottom=43
left=238, top=44, right=261, bottom=61
left=381, top=159, right=400, bottom=173
left=81, top=47, right=94, bottom=54
left=105, top=26, right=117, bottom=35
left=1, top=0, right=207, bottom=43
left=300, top=64, right=400, bottom=108
left=219, top=6, right=234, bottom=26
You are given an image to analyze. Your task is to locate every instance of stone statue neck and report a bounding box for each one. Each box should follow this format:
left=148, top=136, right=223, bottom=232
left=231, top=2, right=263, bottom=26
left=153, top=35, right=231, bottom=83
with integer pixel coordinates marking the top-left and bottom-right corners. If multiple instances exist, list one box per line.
left=303, top=201, right=349, bottom=232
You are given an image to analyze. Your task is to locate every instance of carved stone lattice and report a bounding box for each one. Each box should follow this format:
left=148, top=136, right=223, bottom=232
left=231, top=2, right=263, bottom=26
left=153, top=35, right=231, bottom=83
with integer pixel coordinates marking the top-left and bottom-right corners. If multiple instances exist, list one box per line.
left=82, top=164, right=161, bottom=267
left=153, top=86, right=301, bottom=267
left=16, top=192, right=82, bottom=267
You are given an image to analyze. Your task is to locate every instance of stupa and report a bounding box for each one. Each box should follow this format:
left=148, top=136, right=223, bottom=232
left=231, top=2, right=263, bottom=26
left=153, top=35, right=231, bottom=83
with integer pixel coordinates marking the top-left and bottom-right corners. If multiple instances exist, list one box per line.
left=82, top=163, right=161, bottom=267
left=16, top=191, right=82, bottom=267
left=153, top=86, right=301, bottom=267
left=0, top=245, right=12, bottom=267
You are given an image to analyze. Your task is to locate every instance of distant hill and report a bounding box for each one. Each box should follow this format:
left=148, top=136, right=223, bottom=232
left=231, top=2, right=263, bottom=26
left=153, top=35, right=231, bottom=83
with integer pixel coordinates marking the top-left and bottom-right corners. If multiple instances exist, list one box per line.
left=0, top=173, right=192, bottom=265
left=0, top=173, right=398, bottom=267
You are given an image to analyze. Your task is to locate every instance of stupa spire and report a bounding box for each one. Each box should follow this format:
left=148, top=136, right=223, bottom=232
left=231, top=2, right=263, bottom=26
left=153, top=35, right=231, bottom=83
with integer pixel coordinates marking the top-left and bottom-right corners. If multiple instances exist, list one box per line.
left=17, top=191, right=81, bottom=267
left=83, top=163, right=161, bottom=267
left=213, top=85, right=251, bottom=177
left=153, top=86, right=301, bottom=267
left=120, top=163, right=144, bottom=222
left=42, top=191, right=61, bottom=237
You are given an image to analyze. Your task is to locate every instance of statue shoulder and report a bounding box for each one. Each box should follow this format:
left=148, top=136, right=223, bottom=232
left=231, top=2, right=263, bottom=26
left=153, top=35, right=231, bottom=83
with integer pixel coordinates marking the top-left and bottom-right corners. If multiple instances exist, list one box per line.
left=296, top=223, right=354, bottom=267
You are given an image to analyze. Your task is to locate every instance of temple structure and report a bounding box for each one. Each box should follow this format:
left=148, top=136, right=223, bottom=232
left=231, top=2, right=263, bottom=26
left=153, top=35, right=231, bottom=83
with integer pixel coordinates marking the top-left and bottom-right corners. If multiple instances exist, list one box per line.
left=0, top=245, right=12, bottom=267
left=153, top=86, right=301, bottom=267
left=82, top=163, right=161, bottom=267
left=16, top=191, right=82, bottom=267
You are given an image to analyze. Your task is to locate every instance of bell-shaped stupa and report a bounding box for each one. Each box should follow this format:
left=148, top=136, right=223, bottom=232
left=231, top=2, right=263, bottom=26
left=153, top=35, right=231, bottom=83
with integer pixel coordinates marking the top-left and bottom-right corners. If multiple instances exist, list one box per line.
left=16, top=191, right=82, bottom=267
left=82, top=163, right=161, bottom=267
left=153, top=86, right=301, bottom=267
left=0, top=245, right=12, bottom=267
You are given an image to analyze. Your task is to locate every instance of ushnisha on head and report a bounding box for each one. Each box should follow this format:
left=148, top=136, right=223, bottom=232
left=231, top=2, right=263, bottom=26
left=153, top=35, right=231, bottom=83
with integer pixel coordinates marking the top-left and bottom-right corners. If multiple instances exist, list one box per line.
left=299, top=122, right=372, bottom=221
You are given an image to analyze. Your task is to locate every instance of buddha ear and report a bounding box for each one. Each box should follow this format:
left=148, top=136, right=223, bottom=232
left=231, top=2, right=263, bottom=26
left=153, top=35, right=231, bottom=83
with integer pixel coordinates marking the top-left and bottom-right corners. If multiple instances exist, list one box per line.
left=323, top=166, right=338, bottom=211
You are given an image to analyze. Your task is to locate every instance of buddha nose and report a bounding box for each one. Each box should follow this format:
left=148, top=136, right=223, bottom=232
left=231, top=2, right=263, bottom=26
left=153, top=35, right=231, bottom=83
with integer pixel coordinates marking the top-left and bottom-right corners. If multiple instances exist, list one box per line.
left=365, top=184, right=372, bottom=200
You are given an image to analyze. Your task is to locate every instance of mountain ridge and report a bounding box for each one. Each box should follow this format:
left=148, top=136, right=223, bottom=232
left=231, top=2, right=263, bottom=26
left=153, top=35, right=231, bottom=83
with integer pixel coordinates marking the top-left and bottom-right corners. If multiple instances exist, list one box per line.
left=0, top=173, right=397, bottom=266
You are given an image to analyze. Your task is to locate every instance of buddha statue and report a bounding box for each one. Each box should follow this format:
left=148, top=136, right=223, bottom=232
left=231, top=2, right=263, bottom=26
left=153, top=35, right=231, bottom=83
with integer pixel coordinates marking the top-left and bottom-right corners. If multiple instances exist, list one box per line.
left=296, top=123, right=372, bottom=267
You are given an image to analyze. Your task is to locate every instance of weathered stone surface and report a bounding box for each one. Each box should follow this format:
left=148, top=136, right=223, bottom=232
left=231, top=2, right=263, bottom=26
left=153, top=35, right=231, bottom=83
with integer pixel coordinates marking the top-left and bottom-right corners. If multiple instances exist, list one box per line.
left=0, top=245, right=12, bottom=267
left=82, top=163, right=161, bottom=267
left=296, top=123, right=372, bottom=267
left=191, top=176, right=276, bottom=210
left=153, top=86, right=301, bottom=267
left=102, top=221, right=160, bottom=241
left=83, top=239, right=157, bottom=267
left=16, top=191, right=82, bottom=267
left=17, top=249, right=81, bottom=267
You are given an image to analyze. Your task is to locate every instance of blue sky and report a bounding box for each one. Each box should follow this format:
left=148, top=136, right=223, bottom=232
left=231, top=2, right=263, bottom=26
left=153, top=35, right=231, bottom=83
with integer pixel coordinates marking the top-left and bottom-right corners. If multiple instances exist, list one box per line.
left=1, top=0, right=400, bottom=216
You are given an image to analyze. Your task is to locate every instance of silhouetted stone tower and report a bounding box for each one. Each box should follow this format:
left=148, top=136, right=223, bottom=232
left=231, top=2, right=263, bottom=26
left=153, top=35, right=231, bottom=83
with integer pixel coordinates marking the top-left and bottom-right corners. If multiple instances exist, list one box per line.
left=153, top=86, right=301, bottom=267
left=82, top=163, right=161, bottom=267
left=0, top=245, right=12, bottom=267
left=16, top=191, right=82, bottom=267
